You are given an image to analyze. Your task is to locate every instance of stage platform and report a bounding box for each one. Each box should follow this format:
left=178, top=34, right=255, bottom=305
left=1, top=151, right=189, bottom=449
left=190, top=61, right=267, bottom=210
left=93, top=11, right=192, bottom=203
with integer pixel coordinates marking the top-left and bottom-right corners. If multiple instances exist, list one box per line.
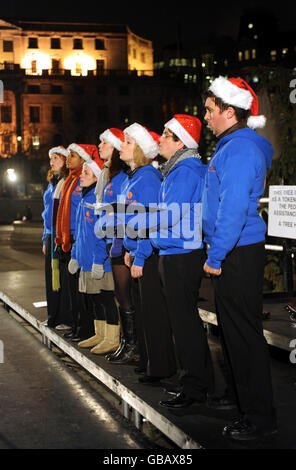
left=0, top=266, right=296, bottom=450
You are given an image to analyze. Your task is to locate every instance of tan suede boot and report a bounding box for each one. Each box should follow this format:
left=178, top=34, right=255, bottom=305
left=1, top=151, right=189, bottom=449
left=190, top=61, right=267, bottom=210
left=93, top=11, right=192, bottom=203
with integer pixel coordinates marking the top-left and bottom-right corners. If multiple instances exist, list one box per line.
left=90, top=324, right=120, bottom=355
left=78, top=320, right=106, bottom=348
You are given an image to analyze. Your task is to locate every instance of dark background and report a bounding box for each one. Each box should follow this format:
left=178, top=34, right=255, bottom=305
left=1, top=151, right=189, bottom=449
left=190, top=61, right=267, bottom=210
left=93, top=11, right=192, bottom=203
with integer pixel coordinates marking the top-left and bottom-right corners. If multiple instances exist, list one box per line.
left=1, top=0, right=295, bottom=53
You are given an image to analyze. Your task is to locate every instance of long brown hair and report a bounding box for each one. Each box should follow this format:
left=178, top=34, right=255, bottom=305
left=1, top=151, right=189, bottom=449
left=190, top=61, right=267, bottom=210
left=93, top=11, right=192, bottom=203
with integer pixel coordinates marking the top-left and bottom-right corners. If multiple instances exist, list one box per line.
left=108, top=147, right=128, bottom=182
left=47, top=154, right=69, bottom=183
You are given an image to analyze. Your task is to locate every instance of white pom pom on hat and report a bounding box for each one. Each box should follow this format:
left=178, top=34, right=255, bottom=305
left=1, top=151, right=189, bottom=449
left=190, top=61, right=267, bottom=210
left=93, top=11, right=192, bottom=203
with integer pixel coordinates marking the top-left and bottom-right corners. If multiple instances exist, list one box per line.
left=209, top=76, right=266, bottom=129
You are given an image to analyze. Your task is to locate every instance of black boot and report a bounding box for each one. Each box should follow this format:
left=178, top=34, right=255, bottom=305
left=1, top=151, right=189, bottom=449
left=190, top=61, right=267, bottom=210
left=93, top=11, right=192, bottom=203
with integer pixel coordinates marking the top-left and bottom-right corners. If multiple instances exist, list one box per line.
left=106, top=306, right=133, bottom=360
left=107, top=308, right=138, bottom=364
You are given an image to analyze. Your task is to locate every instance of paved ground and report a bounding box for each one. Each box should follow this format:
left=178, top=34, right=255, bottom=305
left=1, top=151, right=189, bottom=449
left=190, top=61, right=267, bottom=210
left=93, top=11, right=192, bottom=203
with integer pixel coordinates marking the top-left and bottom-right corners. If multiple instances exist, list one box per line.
left=0, top=223, right=296, bottom=450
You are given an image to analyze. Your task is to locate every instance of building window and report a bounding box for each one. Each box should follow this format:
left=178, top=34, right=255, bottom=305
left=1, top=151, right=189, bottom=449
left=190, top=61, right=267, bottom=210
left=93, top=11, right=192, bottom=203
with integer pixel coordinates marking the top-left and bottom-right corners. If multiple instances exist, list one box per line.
left=95, top=39, right=105, bottom=50
left=96, top=60, right=105, bottom=73
left=29, top=106, right=40, bottom=123
left=75, top=63, right=82, bottom=75
left=238, top=51, right=243, bottom=61
left=52, top=106, right=63, bottom=123
left=51, top=38, right=61, bottom=49
left=270, top=50, right=277, bottom=61
left=3, top=40, right=13, bottom=52
left=28, top=37, right=38, bottom=49
left=141, top=53, right=146, bottom=63
left=73, top=38, right=83, bottom=49
left=1, top=105, right=12, bottom=123
left=2, top=135, right=11, bottom=154
left=27, top=85, right=40, bottom=94
left=244, top=50, right=250, bottom=60
left=51, top=59, right=61, bottom=74
left=31, top=60, right=37, bottom=74
left=50, top=85, right=63, bottom=94
left=32, top=136, right=40, bottom=149
left=252, top=49, right=256, bottom=59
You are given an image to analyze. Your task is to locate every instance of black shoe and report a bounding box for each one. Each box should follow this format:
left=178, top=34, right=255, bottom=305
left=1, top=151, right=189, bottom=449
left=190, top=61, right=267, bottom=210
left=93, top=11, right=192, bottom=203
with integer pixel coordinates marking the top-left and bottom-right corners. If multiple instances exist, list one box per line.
left=163, top=387, right=182, bottom=396
left=63, top=330, right=76, bottom=339
left=207, top=394, right=237, bottom=410
left=223, top=418, right=278, bottom=441
left=138, top=375, right=163, bottom=385
left=134, top=367, right=146, bottom=375
left=159, top=392, right=205, bottom=409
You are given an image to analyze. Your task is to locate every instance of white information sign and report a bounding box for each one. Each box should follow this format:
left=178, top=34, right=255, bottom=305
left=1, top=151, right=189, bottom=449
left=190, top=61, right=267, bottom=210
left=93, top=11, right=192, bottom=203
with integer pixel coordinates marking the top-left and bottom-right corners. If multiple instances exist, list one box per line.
left=268, top=185, right=296, bottom=239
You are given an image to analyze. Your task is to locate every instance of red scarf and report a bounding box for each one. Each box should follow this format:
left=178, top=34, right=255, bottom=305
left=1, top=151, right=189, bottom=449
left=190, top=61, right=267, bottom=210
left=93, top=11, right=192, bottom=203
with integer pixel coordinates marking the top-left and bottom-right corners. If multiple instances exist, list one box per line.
left=55, top=165, right=82, bottom=252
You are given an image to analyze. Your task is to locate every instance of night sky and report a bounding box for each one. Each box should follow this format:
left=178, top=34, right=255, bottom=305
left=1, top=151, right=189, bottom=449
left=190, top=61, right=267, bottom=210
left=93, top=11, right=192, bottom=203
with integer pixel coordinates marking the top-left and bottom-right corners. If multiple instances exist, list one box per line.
left=1, top=0, right=294, bottom=54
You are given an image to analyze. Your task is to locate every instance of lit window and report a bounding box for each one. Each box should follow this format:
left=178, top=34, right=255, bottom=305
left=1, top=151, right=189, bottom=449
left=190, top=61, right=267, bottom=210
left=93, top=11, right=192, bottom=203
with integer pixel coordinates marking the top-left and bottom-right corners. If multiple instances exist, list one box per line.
left=32, top=136, right=40, bottom=149
left=252, top=49, right=256, bottom=59
left=270, top=50, right=277, bottom=61
left=238, top=51, right=243, bottom=61
left=244, top=50, right=250, bottom=60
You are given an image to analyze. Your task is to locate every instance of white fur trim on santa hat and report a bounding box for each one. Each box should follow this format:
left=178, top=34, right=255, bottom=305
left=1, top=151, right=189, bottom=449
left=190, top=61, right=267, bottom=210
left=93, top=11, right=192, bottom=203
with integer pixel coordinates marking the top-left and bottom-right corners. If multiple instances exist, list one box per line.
left=165, top=117, right=199, bottom=149
left=124, top=123, right=159, bottom=159
left=247, top=115, right=266, bottom=129
left=67, top=143, right=92, bottom=162
left=209, top=76, right=253, bottom=110
left=99, top=129, right=122, bottom=151
left=49, top=146, right=69, bottom=158
left=83, top=161, right=101, bottom=179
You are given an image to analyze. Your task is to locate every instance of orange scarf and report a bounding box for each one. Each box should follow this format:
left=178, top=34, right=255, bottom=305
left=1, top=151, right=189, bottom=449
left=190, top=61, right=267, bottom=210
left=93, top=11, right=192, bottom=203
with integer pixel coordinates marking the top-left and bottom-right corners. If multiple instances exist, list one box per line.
left=55, top=165, right=82, bottom=252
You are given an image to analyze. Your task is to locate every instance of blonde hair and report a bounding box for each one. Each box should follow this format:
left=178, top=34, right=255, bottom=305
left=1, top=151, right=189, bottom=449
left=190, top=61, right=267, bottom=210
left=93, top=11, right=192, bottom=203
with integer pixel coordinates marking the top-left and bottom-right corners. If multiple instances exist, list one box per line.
left=133, top=143, right=152, bottom=168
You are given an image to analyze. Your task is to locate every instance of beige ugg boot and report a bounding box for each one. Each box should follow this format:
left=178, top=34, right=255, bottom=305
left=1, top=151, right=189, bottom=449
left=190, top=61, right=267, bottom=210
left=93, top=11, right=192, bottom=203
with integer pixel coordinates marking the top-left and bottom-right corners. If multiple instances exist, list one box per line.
left=78, top=320, right=106, bottom=348
left=90, top=324, right=120, bottom=355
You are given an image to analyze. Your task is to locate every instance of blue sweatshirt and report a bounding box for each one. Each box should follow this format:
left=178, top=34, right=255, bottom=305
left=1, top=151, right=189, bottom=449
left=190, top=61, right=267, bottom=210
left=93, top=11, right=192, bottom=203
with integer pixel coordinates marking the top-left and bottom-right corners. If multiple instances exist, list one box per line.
left=202, top=127, right=273, bottom=269
left=123, top=165, right=162, bottom=267
left=71, top=186, right=110, bottom=272
left=102, top=170, right=128, bottom=244
left=42, top=182, right=55, bottom=244
left=150, top=155, right=207, bottom=255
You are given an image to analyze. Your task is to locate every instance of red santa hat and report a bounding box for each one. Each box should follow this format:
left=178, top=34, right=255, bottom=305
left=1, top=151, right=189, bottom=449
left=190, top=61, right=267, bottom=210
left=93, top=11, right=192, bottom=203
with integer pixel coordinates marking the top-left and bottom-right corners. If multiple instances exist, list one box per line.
left=99, top=128, right=124, bottom=151
left=67, top=143, right=101, bottom=164
left=164, top=114, right=202, bottom=149
left=48, top=145, right=69, bottom=158
left=124, top=123, right=160, bottom=159
left=68, top=143, right=103, bottom=178
left=209, top=76, right=266, bottom=129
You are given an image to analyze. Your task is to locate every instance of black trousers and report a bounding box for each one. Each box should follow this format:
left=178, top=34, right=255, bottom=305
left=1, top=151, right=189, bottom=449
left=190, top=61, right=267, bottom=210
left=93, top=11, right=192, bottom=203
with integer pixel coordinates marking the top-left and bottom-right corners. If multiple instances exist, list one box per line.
left=213, top=241, right=276, bottom=428
left=159, top=249, right=215, bottom=401
left=131, top=253, right=177, bottom=378
left=58, top=249, right=82, bottom=330
left=44, top=234, right=71, bottom=327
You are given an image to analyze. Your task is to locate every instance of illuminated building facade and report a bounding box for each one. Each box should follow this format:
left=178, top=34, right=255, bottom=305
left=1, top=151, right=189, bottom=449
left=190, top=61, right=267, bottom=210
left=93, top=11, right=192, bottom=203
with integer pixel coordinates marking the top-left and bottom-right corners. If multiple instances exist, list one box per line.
left=0, top=18, right=168, bottom=163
